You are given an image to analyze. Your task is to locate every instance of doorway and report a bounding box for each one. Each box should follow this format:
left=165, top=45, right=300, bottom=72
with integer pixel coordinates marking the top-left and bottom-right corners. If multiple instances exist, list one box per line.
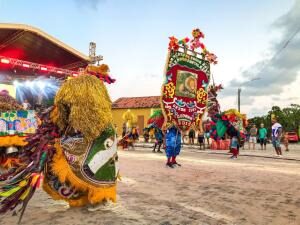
left=137, top=115, right=144, bottom=131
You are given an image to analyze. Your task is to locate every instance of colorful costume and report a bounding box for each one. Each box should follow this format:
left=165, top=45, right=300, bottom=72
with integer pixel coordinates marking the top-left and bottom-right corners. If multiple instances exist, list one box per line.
left=0, top=66, right=118, bottom=222
left=209, top=111, right=245, bottom=158
left=118, top=110, right=137, bottom=150
left=161, top=28, right=217, bottom=167
left=146, top=109, right=165, bottom=153
left=165, top=126, right=182, bottom=164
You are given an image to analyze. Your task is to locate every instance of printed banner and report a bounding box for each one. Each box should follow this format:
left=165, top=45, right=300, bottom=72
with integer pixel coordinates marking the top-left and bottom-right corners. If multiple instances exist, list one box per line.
left=161, top=50, right=210, bottom=131
left=0, top=110, right=37, bottom=136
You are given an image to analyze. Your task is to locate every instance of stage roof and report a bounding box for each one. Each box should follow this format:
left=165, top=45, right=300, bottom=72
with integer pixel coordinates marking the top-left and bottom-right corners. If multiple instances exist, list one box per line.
left=0, top=23, right=90, bottom=70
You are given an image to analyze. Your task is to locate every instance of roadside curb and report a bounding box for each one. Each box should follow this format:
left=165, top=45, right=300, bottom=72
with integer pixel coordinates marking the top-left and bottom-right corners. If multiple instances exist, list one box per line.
left=188, top=150, right=300, bottom=162
left=132, top=143, right=300, bottom=161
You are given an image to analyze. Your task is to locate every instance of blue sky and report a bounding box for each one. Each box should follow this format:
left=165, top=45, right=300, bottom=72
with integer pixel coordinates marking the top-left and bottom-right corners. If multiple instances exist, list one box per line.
left=0, top=0, right=298, bottom=117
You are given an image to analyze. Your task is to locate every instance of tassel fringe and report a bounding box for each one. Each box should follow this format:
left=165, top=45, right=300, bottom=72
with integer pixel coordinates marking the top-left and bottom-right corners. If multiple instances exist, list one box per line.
left=43, top=142, right=116, bottom=206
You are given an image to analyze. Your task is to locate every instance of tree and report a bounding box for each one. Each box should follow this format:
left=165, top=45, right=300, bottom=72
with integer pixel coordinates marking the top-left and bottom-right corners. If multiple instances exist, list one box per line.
left=248, top=104, right=300, bottom=138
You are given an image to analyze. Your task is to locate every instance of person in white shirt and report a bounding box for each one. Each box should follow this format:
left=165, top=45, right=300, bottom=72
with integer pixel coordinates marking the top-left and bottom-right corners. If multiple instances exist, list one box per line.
left=22, top=99, right=31, bottom=110
left=271, top=118, right=282, bottom=156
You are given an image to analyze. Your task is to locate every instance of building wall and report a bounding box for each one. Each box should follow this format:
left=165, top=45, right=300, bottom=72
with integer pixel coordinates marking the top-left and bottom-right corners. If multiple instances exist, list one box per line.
left=0, top=84, right=16, bottom=97
left=111, top=107, right=160, bottom=136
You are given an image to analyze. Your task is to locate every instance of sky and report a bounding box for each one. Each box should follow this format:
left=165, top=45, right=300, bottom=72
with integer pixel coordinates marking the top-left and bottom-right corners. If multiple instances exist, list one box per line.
left=0, top=0, right=299, bottom=117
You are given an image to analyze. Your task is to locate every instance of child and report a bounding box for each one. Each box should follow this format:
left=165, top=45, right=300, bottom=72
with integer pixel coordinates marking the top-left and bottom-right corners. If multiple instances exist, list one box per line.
left=230, top=135, right=239, bottom=159
left=282, top=131, right=289, bottom=151
left=198, top=131, right=205, bottom=150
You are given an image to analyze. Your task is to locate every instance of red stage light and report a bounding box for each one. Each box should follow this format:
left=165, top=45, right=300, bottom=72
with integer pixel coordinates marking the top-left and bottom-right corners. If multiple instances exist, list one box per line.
left=72, top=73, right=78, bottom=77
left=57, top=70, right=63, bottom=74
left=22, top=63, right=30, bottom=68
left=40, top=67, right=48, bottom=71
left=0, top=58, right=10, bottom=64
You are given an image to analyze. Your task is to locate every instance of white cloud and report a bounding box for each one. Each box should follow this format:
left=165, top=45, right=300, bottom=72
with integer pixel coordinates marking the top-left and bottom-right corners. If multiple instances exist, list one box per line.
left=220, top=0, right=300, bottom=117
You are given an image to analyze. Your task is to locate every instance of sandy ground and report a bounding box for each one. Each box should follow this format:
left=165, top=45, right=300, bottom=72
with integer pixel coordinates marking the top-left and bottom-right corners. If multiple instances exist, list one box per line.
left=1, top=145, right=300, bottom=225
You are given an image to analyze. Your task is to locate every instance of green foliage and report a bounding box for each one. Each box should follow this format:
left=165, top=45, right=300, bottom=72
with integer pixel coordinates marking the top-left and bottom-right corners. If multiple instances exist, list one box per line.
left=248, top=104, right=300, bottom=137
left=150, top=109, right=163, bottom=119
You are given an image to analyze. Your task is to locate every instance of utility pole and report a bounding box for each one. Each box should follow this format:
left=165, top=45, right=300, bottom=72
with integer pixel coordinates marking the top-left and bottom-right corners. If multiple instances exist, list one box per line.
left=237, top=77, right=261, bottom=113
left=238, top=88, right=241, bottom=112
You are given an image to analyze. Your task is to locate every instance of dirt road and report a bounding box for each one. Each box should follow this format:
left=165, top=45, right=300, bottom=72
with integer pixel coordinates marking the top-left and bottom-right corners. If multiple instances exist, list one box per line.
left=1, top=148, right=300, bottom=225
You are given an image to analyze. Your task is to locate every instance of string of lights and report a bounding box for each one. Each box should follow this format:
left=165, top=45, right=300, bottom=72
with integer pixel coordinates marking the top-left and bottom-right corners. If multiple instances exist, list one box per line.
left=0, top=55, right=79, bottom=77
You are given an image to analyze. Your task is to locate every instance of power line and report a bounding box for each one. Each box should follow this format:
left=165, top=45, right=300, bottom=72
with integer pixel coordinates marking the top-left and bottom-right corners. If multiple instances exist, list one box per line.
left=256, top=25, right=300, bottom=76
left=273, top=25, right=300, bottom=59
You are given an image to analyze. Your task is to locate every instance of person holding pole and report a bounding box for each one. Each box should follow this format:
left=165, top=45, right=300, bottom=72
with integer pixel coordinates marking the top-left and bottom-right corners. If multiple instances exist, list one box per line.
left=165, top=126, right=182, bottom=168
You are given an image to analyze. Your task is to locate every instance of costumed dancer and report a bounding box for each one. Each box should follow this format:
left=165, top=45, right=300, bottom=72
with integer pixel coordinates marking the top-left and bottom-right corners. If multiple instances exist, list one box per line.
left=146, top=109, right=165, bottom=153
left=123, top=125, right=138, bottom=150
left=118, top=110, right=137, bottom=150
left=165, top=126, right=182, bottom=167
left=143, top=128, right=150, bottom=142
left=210, top=113, right=243, bottom=158
left=153, top=127, right=164, bottom=153
left=131, top=126, right=139, bottom=144
left=206, top=84, right=223, bottom=149
left=0, top=64, right=119, bottom=222
left=162, top=28, right=216, bottom=168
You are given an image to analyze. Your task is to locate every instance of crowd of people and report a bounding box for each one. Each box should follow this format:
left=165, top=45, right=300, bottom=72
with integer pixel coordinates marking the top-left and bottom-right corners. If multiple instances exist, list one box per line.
left=242, top=120, right=290, bottom=154
left=117, top=117, right=291, bottom=160
left=227, top=117, right=290, bottom=158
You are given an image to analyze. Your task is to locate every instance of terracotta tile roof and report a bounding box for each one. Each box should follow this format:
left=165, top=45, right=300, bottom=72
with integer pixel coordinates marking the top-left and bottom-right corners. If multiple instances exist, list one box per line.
left=112, top=96, right=161, bottom=109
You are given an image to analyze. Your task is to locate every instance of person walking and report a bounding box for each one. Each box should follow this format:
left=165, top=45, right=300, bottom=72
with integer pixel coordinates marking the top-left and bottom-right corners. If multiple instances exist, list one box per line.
left=197, top=131, right=205, bottom=150
left=122, top=123, right=127, bottom=138
left=165, top=126, right=182, bottom=168
left=258, top=123, right=267, bottom=150
left=204, top=119, right=211, bottom=149
left=153, top=128, right=164, bottom=153
left=248, top=124, right=257, bottom=150
left=229, top=133, right=240, bottom=159
left=143, top=128, right=150, bottom=143
left=271, top=117, right=283, bottom=156
left=282, top=131, right=289, bottom=152
left=188, top=128, right=195, bottom=145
